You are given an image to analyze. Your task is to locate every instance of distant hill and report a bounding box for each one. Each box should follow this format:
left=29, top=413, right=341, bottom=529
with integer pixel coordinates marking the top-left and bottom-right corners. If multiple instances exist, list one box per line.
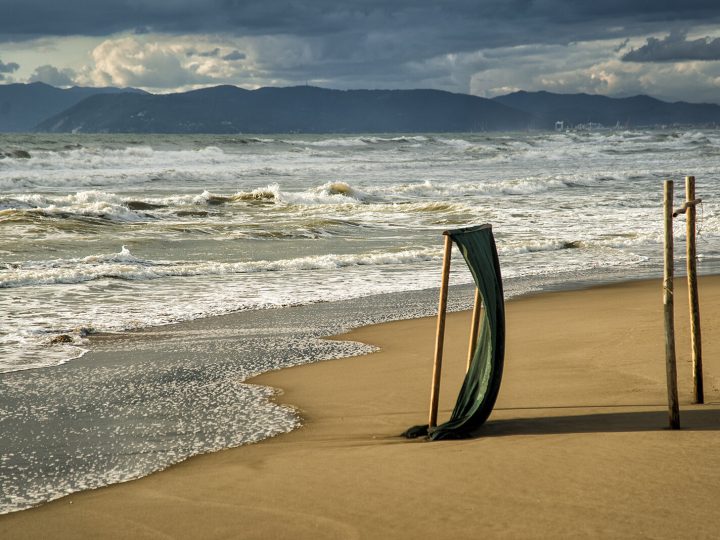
left=493, top=90, right=720, bottom=129
left=0, top=82, right=146, bottom=132
left=8, top=83, right=720, bottom=134
left=35, top=85, right=532, bottom=133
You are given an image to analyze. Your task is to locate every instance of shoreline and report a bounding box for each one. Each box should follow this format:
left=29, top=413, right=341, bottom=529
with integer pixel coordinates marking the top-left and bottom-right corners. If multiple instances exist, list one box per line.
left=2, top=275, right=720, bottom=538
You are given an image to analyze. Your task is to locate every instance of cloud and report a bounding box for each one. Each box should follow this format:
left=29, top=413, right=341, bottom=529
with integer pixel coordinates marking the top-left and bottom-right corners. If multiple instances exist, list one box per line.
left=3, top=3, right=720, bottom=103
left=461, top=39, right=720, bottom=104
left=0, top=59, right=20, bottom=73
left=304, top=27, right=720, bottom=103
left=28, top=64, right=77, bottom=86
left=74, top=36, right=255, bottom=91
left=186, top=47, right=245, bottom=61
left=613, top=38, right=630, bottom=53
left=79, top=37, right=211, bottom=89
left=623, top=30, right=720, bottom=62
left=52, top=30, right=720, bottom=104
left=196, top=48, right=221, bottom=58
left=3, top=1, right=720, bottom=54
left=222, top=50, right=246, bottom=61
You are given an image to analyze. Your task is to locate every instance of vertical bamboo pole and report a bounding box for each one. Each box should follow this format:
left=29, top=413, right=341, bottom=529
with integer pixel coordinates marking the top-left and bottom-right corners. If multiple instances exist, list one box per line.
left=428, top=235, right=453, bottom=428
left=466, top=288, right=482, bottom=373
left=685, top=176, right=704, bottom=404
left=663, top=180, right=680, bottom=429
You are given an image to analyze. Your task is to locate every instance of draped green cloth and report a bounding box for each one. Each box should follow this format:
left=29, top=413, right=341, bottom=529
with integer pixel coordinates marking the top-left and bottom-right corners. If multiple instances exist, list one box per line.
left=404, top=224, right=505, bottom=440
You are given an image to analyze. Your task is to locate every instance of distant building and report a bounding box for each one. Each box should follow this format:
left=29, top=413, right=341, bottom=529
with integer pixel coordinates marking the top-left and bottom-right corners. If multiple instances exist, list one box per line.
left=554, top=120, right=564, bottom=131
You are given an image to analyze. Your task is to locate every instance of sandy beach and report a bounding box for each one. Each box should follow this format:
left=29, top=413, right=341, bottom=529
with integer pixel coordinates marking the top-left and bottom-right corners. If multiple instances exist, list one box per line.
left=2, top=276, right=720, bottom=539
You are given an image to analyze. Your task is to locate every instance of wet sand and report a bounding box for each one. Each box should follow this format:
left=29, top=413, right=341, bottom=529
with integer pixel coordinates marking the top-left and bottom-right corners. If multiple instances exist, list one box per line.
left=2, top=277, right=720, bottom=539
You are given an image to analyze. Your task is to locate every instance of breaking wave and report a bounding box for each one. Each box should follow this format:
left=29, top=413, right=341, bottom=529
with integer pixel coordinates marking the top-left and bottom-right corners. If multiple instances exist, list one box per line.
left=0, top=246, right=442, bottom=289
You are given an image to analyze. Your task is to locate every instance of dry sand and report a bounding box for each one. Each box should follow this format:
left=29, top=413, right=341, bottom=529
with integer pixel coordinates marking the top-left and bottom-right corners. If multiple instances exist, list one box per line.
left=2, top=276, right=720, bottom=539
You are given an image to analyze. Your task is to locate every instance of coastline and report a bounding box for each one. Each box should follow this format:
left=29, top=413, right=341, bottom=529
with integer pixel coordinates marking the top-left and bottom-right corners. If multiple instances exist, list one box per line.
left=2, top=275, right=720, bottom=538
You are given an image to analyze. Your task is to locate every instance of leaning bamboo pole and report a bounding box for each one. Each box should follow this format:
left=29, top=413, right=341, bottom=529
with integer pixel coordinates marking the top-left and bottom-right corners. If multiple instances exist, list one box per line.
left=428, top=234, right=453, bottom=428
left=663, top=180, right=681, bottom=429
left=684, top=176, right=704, bottom=404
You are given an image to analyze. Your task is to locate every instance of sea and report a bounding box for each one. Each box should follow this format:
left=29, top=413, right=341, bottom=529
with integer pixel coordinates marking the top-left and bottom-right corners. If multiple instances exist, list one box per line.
left=1, top=130, right=719, bottom=513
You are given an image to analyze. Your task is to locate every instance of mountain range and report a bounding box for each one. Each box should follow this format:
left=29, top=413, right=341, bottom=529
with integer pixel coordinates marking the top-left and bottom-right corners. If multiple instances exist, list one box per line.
left=494, top=90, right=720, bottom=128
left=2, top=82, right=720, bottom=133
left=34, top=86, right=530, bottom=133
left=0, top=82, right=146, bottom=132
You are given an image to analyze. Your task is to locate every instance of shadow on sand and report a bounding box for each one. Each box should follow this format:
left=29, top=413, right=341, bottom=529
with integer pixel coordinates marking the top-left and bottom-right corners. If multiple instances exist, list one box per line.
left=477, top=406, right=720, bottom=437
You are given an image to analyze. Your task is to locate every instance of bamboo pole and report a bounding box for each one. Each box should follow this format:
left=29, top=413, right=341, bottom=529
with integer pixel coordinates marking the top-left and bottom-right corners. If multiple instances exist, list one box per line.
left=466, top=288, right=482, bottom=373
left=663, top=180, right=681, bottom=429
left=685, top=176, right=704, bottom=404
left=428, top=234, right=453, bottom=428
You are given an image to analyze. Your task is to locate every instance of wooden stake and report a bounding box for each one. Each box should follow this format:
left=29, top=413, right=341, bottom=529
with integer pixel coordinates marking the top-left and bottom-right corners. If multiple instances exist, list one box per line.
left=663, top=180, right=680, bottom=429
left=467, top=288, right=482, bottom=373
left=428, top=234, right=453, bottom=428
left=685, top=176, right=704, bottom=404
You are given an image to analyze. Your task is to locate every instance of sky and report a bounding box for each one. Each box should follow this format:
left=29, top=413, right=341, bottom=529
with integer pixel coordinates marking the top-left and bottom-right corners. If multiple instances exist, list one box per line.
left=1, top=1, right=720, bottom=103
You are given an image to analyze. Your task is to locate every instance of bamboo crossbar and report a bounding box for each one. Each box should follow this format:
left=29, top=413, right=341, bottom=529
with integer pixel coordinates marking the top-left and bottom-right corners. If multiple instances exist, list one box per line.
left=672, top=198, right=702, bottom=217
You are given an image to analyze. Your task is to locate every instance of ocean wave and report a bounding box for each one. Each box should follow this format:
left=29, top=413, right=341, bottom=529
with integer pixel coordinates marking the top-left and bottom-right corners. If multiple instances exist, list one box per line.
left=499, top=240, right=585, bottom=255
left=312, top=181, right=371, bottom=202
left=0, top=191, right=155, bottom=222
left=678, top=131, right=714, bottom=145
left=0, top=246, right=442, bottom=289
left=398, top=201, right=469, bottom=213
left=365, top=176, right=601, bottom=199
left=437, top=137, right=476, bottom=150
left=228, top=137, right=271, bottom=144
left=52, top=145, right=226, bottom=165
left=0, top=182, right=375, bottom=224
left=0, top=186, right=285, bottom=223
left=199, top=186, right=278, bottom=205
left=194, top=182, right=370, bottom=206
left=599, top=130, right=720, bottom=155
left=362, top=136, right=430, bottom=144
left=293, top=137, right=369, bottom=147
left=187, top=181, right=375, bottom=206
left=3, top=194, right=146, bottom=222
left=0, top=149, right=33, bottom=159
left=497, top=227, right=672, bottom=256
left=285, top=135, right=430, bottom=147
left=0, top=145, right=240, bottom=191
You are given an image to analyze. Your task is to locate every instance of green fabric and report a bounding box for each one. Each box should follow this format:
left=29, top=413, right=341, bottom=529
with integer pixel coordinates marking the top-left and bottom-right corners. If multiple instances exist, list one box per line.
left=429, top=224, right=505, bottom=440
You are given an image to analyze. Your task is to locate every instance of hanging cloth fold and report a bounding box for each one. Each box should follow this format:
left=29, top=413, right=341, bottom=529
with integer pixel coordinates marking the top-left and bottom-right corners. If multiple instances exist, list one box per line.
left=404, top=224, right=505, bottom=440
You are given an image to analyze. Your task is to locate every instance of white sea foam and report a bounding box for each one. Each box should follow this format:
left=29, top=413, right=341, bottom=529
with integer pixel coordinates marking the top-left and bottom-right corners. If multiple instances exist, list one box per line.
left=362, top=175, right=603, bottom=199
left=0, top=246, right=442, bottom=289
left=282, top=135, right=430, bottom=147
left=1, top=191, right=150, bottom=221
left=0, top=145, right=272, bottom=191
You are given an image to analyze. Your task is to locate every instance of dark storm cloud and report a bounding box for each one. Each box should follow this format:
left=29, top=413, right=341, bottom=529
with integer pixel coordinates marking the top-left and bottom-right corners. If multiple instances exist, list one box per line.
left=613, top=38, right=630, bottom=53
left=622, top=31, right=720, bottom=62
left=196, top=48, right=221, bottom=58
left=186, top=48, right=246, bottom=60
left=222, top=50, right=246, bottom=61
left=0, top=59, right=20, bottom=73
left=2, top=1, right=720, bottom=53
left=28, top=65, right=77, bottom=86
